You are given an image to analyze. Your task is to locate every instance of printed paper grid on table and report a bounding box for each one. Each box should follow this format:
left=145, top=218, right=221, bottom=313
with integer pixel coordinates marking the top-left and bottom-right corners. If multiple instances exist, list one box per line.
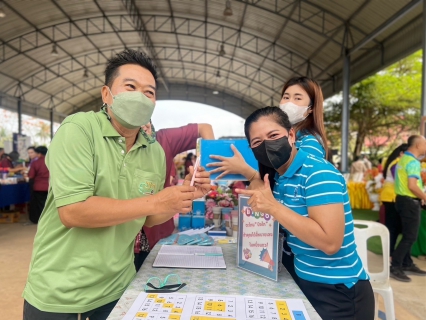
left=122, top=292, right=310, bottom=320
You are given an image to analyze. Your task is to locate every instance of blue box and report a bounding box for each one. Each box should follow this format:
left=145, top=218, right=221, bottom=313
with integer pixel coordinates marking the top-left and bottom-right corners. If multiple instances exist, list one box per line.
left=200, top=139, right=258, bottom=181
left=191, top=215, right=205, bottom=229
left=178, top=214, right=192, bottom=231
left=192, top=199, right=206, bottom=216
left=221, top=208, right=232, bottom=214
left=208, top=229, right=227, bottom=237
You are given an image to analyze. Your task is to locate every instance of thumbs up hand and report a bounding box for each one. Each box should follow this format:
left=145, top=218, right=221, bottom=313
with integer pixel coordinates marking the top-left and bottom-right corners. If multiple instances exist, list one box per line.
left=235, top=174, right=279, bottom=215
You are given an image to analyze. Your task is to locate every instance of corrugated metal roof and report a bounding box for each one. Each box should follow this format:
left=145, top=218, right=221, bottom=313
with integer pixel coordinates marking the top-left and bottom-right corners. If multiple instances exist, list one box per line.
left=0, top=0, right=423, bottom=120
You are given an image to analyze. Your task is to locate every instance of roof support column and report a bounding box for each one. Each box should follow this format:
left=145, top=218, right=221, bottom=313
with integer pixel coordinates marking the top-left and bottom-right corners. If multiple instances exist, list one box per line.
left=50, top=109, right=54, bottom=141
left=17, top=97, right=22, bottom=136
left=421, top=0, right=426, bottom=135
left=341, top=53, right=350, bottom=173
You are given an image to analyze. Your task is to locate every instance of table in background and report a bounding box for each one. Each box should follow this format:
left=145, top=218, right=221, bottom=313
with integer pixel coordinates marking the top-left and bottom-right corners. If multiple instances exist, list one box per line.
left=107, top=244, right=320, bottom=319
left=0, top=183, right=31, bottom=207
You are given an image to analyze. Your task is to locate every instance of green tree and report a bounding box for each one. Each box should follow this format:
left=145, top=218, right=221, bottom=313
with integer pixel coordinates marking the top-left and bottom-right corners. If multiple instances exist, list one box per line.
left=36, top=122, right=51, bottom=144
left=324, top=50, right=422, bottom=160
left=0, top=126, right=11, bottom=148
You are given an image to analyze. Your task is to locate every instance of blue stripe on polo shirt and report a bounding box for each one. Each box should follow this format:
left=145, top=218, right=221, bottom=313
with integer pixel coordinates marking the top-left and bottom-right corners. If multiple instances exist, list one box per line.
left=295, top=132, right=326, bottom=159
left=274, top=150, right=369, bottom=288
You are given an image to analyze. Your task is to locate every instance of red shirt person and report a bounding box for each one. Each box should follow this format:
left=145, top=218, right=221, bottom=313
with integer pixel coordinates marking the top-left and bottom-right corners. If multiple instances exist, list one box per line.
left=28, top=146, right=49, bottom=223
left=134, top=122, right=215, bottom=271
left=0, top=150, right=20, bottom=169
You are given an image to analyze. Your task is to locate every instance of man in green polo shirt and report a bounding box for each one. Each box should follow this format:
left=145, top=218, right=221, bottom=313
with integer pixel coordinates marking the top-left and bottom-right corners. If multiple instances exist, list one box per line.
left=23, top=49, right=211, bottom=320
left=391, top=135, right=426, bottom=282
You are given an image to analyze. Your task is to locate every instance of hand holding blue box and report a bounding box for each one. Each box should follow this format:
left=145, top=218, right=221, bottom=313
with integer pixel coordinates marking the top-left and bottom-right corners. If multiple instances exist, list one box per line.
left=200, top=139, right=258, bottom=181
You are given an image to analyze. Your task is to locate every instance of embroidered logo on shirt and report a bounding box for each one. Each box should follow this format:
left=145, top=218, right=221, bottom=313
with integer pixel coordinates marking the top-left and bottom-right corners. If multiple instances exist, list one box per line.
left=139, top=181, right=156, bottom=195
left=292, top=187, right=299, bottom=201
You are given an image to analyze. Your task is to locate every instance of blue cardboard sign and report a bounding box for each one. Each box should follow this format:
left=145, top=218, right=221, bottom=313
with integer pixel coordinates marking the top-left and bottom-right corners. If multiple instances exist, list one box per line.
left=200, top=139, right=258, bottom=181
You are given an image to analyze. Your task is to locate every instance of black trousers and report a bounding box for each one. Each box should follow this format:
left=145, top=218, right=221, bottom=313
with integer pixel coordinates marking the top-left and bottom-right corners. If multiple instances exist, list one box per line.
left=298, top=278, right=375, bottom=320
left=134, top=250, right=150, bottom=272
left=281, top=231, right=299, bottom=284
left=383, top=201, right=402, bottom=256
left=29, top=191, right=48, bottom=224
left=392, top=195, right=421, bottom=268
left=23, top=299, right=118, bottom=320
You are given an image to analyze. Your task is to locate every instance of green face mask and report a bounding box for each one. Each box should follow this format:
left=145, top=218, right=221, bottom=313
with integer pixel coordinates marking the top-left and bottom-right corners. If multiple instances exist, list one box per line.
left=107, top=88, right=155, bottom=129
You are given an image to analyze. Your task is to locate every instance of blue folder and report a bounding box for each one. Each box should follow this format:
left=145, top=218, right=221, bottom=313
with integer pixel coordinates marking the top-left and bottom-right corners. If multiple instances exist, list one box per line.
left=200, top=139, right=258, bottom=181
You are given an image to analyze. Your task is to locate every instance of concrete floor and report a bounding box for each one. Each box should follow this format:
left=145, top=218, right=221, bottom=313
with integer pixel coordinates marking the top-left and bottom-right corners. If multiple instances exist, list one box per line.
left=1, top=222, right=425, bottom=320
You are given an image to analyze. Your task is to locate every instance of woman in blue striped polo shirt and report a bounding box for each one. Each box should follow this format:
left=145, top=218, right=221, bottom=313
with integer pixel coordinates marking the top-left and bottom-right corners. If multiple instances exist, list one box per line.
left=236, top=107, right=374, bottom=320
left=279, top=76, right=327, bottom=159
left=208, top=77, right=328, bottom=175
left=209, top=77, right=329, bottom=282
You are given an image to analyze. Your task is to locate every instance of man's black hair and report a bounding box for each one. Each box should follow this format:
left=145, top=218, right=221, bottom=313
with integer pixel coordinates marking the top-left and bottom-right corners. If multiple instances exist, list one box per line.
left=35, top=146, right=48, bottom=156
left=407, top=135, right=422, bottom=148
left=104, top=49, right=158, bottom=88
left=9, top=151, right=20, bottom=162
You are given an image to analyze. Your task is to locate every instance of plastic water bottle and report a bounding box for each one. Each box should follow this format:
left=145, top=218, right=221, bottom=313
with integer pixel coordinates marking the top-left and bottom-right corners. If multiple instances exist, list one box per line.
left=1, top=168, right=7, bottom=180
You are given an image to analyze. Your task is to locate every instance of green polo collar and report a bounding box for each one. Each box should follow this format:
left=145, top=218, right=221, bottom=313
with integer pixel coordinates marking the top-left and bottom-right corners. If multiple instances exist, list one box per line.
left=133, top=129, right=148, bottom=149
left=97, top=108, right=120, bottom=137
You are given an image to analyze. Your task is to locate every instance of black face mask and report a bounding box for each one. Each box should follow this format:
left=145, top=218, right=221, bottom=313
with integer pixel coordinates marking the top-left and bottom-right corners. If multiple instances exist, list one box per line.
left=252, top=136, right=293, bottom=170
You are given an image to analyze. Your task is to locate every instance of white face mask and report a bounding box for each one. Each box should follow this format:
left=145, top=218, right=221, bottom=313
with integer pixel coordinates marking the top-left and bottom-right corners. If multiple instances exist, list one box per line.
left=279, top=102, right=311, bottom=125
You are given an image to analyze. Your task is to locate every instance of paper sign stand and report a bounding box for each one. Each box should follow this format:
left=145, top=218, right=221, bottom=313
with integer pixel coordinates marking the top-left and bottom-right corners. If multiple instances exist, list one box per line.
left=237, top=195, right=280, bottom=281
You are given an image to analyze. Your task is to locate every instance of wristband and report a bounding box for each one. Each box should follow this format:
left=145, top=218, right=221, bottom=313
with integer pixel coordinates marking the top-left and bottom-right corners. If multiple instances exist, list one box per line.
left=248, top=170, right=257, bottom=182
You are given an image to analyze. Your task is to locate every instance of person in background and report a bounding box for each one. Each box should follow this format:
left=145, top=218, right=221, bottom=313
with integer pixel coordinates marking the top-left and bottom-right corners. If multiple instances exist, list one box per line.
left=175, top=155, right=186, bottom=179
left=1, top=151, right=19, bottom=167
left=0, top=151, right=25, bottom=174
left=208, top=76, right=328, bottom=180
left=28, top=146, right=49, bottom=224
left=0, top=152, right=13, bottom=168
left=169, top=164, right=179, bottom=186
left=391, top=135, right=426, bottom=282
left=379, top=144, right=408, bottom=257
left=27, top=146, right=38, bottom=166
left=236, top=107, right=374, bottom=319
left=22, top=146, right=39, bottom=178
left=207, top=76, right=328, bottom=283
left=350, top=156, right=368, bottom=182
left=377, top=158, right=383, bottom=173
left=133, top=121, right=215, bottom=271
left=184, top=152, right=195, bottom=176
left=362, top=154, right=372, bottom=170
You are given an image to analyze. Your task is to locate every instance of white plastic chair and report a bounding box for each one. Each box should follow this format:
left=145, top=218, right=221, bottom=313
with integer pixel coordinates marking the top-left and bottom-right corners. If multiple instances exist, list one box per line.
left=342, top=172, right=350, bottom=182
left=353, top=220, right=395, bottom=320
